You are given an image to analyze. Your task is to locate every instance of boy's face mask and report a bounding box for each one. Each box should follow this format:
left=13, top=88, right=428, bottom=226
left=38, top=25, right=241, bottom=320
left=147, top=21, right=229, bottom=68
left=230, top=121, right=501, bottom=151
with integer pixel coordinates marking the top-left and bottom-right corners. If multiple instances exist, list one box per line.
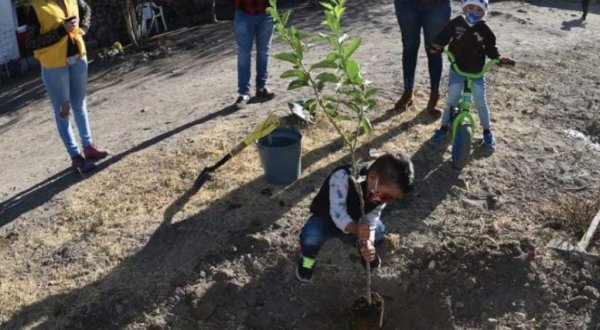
left=366, top=178, right=393, bottom=204
left=465, top=12, right=484, bottom=24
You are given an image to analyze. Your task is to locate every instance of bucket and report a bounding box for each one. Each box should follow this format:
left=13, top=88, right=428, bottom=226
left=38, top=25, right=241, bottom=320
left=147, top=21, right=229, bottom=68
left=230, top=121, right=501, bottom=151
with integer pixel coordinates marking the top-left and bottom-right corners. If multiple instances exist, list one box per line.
left=256, top=127, right=302, bottom=185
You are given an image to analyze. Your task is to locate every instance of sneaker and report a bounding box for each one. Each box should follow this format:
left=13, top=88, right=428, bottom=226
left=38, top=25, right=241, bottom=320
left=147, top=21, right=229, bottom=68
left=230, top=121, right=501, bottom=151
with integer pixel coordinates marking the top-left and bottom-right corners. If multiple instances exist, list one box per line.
left=482, top=130, right=496, bottom=151
left=71, top=154, right=96, bottom=173
left=429, top=127, right=449, bottom=146
left=256, top=87, right=275, bottom=101
left=83, top=143, right=110, bottom=162
left=295, top=255, right=315, bottom=283
left=234, top=95, right=250, bottom=109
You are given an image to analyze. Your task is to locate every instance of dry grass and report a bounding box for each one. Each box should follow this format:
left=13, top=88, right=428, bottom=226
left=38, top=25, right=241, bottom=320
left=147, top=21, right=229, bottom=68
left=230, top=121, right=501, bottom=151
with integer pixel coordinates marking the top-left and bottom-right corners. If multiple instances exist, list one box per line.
left=539, top=194, right=600, bottom=246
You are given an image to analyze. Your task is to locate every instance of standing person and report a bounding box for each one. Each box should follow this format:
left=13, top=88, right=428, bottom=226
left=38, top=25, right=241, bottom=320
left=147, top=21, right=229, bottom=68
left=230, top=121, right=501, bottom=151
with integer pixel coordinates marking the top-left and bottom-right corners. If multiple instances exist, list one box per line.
left=233, top=0, right=276, bottom=109
left=296, top=153, right=415, bottom=282
left=582, top=0, right=590, bottom=21
left=428, top=0, right=514, bottom=151
left=26, top=0, right=109, bottom=173
left=393, top=0, right=451, bottom=115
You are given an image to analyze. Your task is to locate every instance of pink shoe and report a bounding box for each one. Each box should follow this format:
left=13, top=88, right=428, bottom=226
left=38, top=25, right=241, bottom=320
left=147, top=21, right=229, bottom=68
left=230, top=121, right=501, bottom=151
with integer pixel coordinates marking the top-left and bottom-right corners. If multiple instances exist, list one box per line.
left=83, top=143, right=110, bottom=162
left=71, top=154, right=96, bottom=173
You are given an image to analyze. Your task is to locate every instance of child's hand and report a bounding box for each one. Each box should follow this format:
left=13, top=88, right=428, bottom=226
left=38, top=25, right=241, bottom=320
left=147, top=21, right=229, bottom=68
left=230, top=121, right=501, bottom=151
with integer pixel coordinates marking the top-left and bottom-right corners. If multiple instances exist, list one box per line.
left=499, top=57, right=515, bottom=66
left=357, top=222, right=371, bottom=241
left=360, top=240, right=376, bottom=262
left=428, top=43, right=443, bottom=55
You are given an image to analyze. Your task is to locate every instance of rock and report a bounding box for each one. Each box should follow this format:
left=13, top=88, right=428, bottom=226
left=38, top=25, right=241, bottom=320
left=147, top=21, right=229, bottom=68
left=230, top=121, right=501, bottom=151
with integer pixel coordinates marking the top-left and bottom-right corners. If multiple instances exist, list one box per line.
left=461, top=197, right=485, bottom=210
left=213, top=268, right=235, bottom=281
left=580, top=268, right=592, bottom=280
left=568, top=296, right=590, bottom=309
left=486, top=194, right=501, bottom=210
left=190, top=299, right=216, bottom=320
left=515, top=312, right=527, bottom=321
left=428, top=260, right=436, bottom=270
left=487, top=318, right=498, bottom=324
left=582, top=286, right=600, bottom=299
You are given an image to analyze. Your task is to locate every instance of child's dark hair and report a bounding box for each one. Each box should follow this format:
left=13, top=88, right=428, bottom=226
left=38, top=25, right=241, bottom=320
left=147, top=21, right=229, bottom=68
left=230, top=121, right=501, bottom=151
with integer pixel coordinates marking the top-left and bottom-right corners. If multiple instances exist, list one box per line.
left=368, top=153, right=415, bottom=193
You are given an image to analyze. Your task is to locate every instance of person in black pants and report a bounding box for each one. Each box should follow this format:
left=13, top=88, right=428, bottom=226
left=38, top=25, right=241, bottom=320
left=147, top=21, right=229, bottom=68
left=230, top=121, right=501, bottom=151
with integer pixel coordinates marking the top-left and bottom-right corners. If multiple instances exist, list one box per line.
left=582, top=0, right=590, bottom=21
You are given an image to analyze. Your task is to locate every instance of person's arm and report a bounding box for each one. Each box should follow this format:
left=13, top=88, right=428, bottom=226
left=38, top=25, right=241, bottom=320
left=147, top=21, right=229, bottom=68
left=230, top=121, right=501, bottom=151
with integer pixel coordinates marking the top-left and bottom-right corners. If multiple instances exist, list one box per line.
left=328, top=169, right=356, bottom=233
left=482, top=24, right=500, bottom=60
left=25, top=8, right=68, bottom=50
left=432, top=17, right=457, bottom=49
left=78, top=0, right=92, bottom=34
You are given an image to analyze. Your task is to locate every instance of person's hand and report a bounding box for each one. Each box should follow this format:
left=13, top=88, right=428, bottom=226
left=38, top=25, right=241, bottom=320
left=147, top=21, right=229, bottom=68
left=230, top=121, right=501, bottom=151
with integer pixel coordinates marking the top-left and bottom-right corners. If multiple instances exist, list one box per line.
left=499, top=57, right=515, bottom=66
left=356, top=222, right=370, bottom=241
left=60, top=103, right=70, bottom=118
left=428, top=43, right=443, bottom=55
left=360, top=240, right=376, bottom=262
left=63, top=18, right=79, bottom=33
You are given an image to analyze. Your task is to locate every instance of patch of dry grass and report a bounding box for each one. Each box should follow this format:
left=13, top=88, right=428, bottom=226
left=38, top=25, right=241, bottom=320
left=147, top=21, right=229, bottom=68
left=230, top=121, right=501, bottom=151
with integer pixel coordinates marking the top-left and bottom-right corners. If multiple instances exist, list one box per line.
left=539, top=194, right=600, bottom=246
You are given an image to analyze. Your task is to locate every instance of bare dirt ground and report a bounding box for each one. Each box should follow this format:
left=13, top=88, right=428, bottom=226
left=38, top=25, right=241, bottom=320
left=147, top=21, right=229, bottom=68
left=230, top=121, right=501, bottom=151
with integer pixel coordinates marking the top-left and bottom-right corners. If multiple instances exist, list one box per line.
left=1, top=0, right=600, bottom=329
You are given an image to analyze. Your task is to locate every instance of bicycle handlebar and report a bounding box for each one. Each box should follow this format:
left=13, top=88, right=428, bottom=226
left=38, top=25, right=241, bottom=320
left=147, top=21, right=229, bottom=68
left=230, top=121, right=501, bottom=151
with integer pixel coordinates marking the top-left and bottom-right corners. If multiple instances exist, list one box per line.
left=443, top=49, right=513, bottom=79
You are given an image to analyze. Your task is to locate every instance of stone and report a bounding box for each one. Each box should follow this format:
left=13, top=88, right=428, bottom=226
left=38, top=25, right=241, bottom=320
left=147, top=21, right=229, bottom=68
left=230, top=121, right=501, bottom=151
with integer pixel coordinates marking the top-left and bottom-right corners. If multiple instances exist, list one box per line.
left=191, top=299, right=216, bottom=320
left=568, top=296, right=590, bottom=309
left=583, top=286, right=600, bottom=299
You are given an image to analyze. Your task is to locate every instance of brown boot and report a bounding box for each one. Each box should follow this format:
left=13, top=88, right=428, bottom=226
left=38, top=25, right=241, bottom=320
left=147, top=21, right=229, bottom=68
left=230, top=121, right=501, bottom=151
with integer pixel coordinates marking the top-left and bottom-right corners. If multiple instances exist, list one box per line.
left=426, top=92, right=442, bottom=117
left=394, top=90, right=413, bottom=113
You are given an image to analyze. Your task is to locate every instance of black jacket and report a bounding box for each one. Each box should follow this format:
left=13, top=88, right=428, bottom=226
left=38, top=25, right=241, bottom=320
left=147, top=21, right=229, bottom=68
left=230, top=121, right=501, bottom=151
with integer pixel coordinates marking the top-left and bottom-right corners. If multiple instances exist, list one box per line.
left=310, top=164, right=380, bottom=222
left=433, top=16, right=500, bottom=74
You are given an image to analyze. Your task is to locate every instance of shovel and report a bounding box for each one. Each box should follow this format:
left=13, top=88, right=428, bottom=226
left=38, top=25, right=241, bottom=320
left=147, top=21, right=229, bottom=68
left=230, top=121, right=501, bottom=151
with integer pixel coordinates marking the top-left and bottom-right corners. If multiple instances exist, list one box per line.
left=191, top=114, right=280, bottom=194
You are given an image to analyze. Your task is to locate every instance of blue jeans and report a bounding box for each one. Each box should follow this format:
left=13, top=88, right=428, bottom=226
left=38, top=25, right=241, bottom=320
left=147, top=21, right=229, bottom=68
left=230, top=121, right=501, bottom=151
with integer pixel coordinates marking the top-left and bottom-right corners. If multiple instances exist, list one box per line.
left=41, top=57, right=92, bottom=158
left=235, top=10, right=274, bottom=96
left=441, top=69, right=491, bottom=129
left=394, top=0, right=451, bottom=92
left=299, top=214, right=386, bottom=259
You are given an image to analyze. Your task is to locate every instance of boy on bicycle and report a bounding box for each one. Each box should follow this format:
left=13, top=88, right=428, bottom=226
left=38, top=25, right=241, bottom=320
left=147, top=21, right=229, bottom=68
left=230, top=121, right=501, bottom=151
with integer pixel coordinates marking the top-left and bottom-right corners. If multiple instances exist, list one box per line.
left=429, top=0, right=513, bottom=151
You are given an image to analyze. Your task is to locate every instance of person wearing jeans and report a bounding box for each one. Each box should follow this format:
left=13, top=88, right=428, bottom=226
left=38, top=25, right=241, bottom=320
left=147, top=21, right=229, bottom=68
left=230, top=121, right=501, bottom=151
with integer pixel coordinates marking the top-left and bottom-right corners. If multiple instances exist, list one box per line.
left=300, top=214, right=386, bottom=261
left=393, top=0, right=451, bottom=115
left=233, top=0, right=276, bottom=109
left=27, top=0, right=109, bottom=173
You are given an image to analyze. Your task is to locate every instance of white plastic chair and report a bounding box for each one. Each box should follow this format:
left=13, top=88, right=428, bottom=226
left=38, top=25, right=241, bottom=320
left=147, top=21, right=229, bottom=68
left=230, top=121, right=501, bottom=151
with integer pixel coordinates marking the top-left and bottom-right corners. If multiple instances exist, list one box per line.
left=140, top=1, right=168, bottom=35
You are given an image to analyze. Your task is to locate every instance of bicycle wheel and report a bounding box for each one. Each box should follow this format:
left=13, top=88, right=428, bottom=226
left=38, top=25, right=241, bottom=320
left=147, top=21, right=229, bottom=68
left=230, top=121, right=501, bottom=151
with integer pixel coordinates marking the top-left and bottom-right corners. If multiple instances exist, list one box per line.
left=452, top=123, right=472, bottom=170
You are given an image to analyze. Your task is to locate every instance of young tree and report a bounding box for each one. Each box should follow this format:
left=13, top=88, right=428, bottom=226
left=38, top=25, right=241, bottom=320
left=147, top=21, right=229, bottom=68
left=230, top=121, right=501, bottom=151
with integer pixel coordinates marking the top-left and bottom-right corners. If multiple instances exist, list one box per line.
left=267, top=0, right=379, bottom=303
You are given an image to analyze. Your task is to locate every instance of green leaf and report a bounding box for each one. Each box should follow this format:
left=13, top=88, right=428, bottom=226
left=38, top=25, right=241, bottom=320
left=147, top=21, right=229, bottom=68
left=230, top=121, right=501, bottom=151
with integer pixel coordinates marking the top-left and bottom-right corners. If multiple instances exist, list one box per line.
left=325, top=52, right=338, bottom=62
left=282, top=10, right=291, bottom=25
left=321, top=2, right=334, bottom=10
left=281, top=69, right=307, bottom=79
left=343, top=38, right=361, bottom=59
left=288, top=79, right=309, bottom=90
left=316, top=72, right=339, bottom=84
left=275, top=52, right=298, bottom=64
left=360, top=117, right=373, bottom=134
left=310, top=60, right=338, bottom=70
left=345, top=59, right=364, bottom=84
left=365, top=87, right=379, bottom=98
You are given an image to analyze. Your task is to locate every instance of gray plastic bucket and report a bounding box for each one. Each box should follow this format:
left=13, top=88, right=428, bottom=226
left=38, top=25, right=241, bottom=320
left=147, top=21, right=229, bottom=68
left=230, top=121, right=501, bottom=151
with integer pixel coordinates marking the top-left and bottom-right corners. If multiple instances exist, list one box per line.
left=256, top=127, right=302, bottom=185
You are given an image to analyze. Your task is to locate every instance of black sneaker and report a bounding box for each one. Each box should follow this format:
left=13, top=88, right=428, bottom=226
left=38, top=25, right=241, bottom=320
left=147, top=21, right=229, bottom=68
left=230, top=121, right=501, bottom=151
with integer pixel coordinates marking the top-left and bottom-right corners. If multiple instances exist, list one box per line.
left=296, top=255, right=315, bottom=282
left=256, top=87, right=275, bottom=101
left=234, top=95, right=250, bottom=109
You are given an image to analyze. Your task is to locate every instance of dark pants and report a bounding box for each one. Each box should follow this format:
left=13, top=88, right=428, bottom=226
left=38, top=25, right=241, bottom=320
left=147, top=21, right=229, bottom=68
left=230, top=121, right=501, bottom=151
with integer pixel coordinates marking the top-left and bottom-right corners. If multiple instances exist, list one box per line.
left=299, top=214, right=385, bottom=259
left=394, top=0, right=451, bottom=93
left=582, top=0, right=590, bottom=20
